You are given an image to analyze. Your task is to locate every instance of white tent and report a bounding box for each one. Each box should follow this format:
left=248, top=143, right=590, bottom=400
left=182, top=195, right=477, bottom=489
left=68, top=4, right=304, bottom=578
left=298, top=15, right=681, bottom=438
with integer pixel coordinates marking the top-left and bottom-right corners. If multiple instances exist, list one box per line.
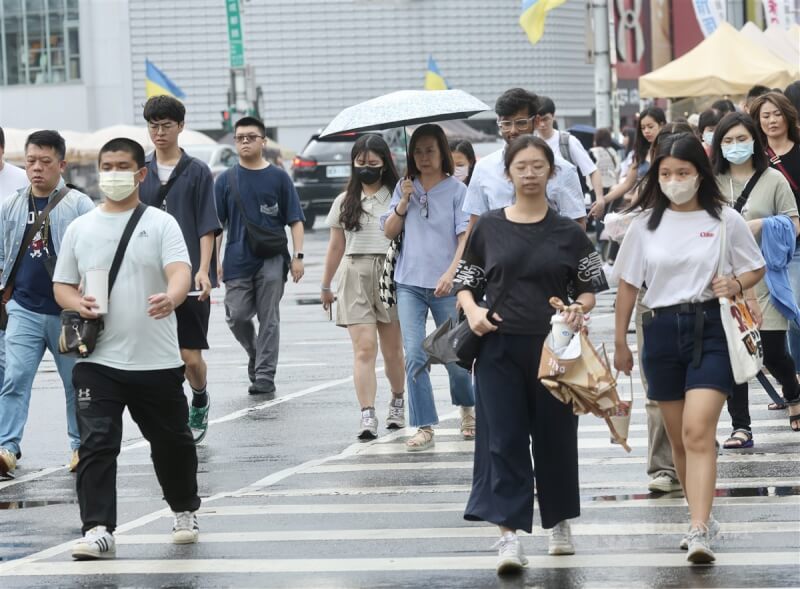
left=740, top=22, right=800, bottom=66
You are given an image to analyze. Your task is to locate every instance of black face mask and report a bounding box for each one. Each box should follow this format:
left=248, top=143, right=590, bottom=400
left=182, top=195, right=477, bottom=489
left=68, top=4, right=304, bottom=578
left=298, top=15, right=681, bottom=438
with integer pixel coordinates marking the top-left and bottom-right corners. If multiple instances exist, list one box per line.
left=355, top=165, right=382, bottom=185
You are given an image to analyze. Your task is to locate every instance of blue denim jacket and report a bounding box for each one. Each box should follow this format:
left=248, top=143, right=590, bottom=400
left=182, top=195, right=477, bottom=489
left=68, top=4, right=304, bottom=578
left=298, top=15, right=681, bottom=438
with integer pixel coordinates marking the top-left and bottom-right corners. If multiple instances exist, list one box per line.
left=0, top=180, right=94, bottom=289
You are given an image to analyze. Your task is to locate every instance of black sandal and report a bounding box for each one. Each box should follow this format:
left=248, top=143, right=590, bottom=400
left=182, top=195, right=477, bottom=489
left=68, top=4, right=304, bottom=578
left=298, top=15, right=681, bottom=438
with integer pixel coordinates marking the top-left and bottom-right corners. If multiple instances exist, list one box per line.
left=788, top=400, right=800, bottom=432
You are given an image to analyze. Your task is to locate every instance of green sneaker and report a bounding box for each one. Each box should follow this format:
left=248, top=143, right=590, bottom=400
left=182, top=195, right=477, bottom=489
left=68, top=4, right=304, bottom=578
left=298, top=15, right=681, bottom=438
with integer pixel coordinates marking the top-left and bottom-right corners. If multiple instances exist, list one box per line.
left=188, top=393, right=210, bottom=444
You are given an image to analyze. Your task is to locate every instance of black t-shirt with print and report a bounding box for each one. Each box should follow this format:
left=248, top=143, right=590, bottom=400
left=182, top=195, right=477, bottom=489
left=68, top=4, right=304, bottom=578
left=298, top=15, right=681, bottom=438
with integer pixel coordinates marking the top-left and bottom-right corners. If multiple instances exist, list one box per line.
left=453, top=208, right=608, bottom=335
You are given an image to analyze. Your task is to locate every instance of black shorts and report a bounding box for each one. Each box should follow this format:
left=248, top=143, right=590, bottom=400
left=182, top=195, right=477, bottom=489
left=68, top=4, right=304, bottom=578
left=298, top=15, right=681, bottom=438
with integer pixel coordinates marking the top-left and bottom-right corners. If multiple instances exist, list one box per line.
left=175, top=296, right=211, bottom=350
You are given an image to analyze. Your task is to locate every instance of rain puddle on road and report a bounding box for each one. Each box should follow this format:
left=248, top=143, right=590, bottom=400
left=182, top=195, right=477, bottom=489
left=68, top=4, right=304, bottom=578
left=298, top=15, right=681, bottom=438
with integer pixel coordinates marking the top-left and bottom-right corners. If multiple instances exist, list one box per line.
left=584, top=486, right=800, bottom=502
left=0, top=499, right=79, bottom=509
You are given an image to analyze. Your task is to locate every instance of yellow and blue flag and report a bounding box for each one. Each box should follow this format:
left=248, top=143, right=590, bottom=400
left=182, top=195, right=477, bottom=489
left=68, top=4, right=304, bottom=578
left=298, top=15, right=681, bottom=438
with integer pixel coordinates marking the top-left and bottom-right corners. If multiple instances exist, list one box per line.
left=424, top=55, right=449, bottom=91
left=519, top=0, right=568, bottom=46
left=145, top=59, right=186, bottom=99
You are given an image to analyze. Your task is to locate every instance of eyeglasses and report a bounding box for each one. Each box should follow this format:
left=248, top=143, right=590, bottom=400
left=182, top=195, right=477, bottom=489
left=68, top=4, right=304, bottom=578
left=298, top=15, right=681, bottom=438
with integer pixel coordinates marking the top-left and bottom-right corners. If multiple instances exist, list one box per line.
left=234, top=134, right=264, bottom=144
left=148, top=122, right=177, bottom=132
left=497, top=117, right=534, bottom=132
left=513, top=164, right=550, bottom=177
left=420, top=192, right=429, bottom=219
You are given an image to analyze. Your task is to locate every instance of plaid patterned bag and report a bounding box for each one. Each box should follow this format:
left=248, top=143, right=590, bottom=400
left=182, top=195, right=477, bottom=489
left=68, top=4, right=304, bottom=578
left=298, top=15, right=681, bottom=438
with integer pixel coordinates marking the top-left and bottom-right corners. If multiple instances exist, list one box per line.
left=379, top=233, right=403, bottom=309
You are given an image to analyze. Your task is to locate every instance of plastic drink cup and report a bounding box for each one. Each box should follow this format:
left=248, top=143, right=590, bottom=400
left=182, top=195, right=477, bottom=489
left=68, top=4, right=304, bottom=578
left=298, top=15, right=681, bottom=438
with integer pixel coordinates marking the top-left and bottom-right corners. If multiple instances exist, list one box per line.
left=609, top=401, right=632, bottom=444
left=550, top=314, right=575, bottom=348
left=85, top=269, right=109, bottom=314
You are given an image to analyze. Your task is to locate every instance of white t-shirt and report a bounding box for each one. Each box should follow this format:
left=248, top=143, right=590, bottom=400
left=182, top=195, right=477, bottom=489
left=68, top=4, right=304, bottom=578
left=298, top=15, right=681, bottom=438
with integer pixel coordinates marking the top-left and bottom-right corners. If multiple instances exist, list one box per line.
left=0, top=161, right=29, bottom=200
left=539, top=131, right=597, bottom=177
left=613, top=207, right=765, bottom=309
left=53, top=206, right=191, bottom=371
left=157, top=163, right=175, bottom=184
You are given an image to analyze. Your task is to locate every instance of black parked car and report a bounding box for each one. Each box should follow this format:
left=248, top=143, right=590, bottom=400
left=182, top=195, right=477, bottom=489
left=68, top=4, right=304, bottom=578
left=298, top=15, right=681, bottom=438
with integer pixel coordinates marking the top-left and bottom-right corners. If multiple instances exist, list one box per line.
left=292, top=131, right=406, bottom=229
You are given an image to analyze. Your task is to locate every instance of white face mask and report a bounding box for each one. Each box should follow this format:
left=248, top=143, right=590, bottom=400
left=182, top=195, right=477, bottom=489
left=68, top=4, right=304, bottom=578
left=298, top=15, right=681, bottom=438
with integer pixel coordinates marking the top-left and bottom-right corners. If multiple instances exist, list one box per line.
left=453, top=165, right=469, bottom=182
left=98, top=171, right=138, bottom=202
left=659, top=176, right=699, bottom=205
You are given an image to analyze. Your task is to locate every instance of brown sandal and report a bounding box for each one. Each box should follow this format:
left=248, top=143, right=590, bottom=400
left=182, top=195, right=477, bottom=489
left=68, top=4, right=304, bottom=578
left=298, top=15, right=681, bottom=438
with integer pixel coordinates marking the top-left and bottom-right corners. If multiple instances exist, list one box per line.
left=460, top=412, right=476, bottom=440
left=405, top=428, right=434, bottom=452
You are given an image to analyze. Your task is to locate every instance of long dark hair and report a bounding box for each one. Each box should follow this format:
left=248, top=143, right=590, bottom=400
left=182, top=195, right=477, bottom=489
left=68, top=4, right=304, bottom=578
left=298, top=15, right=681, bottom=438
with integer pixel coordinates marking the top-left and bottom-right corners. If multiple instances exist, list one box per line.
left=339, top=134, right=399, bottom=232
left=407, top=124, right=454, bottom=177
left=749, top=92, right=800, bottom=146
left=711, top=113, right=769, bottom=175
left=634, top=133, right=725, bottom=231
left=634, top=107, right=666, bottom=165
left=450, top=140, right=476, bottom=184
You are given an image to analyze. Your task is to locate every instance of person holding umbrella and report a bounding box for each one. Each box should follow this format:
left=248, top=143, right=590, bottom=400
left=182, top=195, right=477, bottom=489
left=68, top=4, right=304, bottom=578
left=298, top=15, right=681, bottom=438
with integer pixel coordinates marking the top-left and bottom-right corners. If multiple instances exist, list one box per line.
left=455, top=135, right=607, bottom=574
left=381, top=124, right=475, bottom=451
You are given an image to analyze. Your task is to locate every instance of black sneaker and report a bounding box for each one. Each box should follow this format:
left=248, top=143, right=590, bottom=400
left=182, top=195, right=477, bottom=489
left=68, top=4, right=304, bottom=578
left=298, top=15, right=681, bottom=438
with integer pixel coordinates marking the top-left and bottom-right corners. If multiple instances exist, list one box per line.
left=248, top=380, right=276, bottom=396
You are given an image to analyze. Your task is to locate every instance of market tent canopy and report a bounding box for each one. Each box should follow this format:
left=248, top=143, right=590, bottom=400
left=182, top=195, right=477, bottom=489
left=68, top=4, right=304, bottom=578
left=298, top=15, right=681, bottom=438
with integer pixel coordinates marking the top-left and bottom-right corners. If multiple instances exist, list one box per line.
left=639, top=22, right=798, bottom=98
left=740, top=22, right=799, bottom=66
left=763, top=25, right=800, bottom=68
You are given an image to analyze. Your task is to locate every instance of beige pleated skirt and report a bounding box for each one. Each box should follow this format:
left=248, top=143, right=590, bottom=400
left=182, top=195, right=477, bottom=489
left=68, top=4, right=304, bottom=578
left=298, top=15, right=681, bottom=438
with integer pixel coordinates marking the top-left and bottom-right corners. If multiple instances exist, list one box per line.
left=335, top=254, right=398, bottom=327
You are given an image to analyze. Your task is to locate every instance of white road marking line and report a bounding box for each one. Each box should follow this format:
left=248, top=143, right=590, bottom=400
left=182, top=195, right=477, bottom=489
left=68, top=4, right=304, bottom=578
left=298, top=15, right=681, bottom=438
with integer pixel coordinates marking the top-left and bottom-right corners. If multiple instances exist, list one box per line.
left=429, top=421, right=789, bottom=436
left=286, top=340, right=352, bottom=346
left=303, top=452, right=800, bottom=474
left=115, top=521, right=800, bottom=545
left=186, top=495, right=800, bottom=517
left=6, top=552, right=799, bottom=575
left=237, top=478, right=800, bottom=498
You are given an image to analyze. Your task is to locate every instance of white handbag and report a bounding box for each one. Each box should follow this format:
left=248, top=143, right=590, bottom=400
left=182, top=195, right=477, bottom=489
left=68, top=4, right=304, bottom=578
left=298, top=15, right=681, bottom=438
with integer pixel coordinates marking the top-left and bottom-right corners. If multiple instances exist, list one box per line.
left=717, top=218, right=763, bottom=384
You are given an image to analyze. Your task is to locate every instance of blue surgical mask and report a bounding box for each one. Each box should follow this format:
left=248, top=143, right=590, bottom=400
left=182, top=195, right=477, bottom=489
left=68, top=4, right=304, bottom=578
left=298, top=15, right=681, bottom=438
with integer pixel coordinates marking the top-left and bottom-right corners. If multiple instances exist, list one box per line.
left=702, top=131, right=714, bottom=145
left=722, top=141, right=754, bottom=165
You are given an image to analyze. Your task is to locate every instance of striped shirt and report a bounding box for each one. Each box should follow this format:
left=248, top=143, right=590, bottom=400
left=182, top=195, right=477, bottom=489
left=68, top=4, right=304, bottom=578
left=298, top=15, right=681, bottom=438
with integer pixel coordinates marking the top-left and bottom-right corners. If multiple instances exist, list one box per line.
left=326, top=186, right=393, bottom=255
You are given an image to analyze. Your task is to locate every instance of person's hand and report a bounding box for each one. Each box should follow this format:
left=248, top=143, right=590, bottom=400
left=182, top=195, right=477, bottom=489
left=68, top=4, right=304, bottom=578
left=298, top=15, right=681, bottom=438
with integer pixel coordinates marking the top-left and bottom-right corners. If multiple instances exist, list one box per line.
left=400, top=178, right=414, bottom=202
left=148, top=293, right=176, bottom=320
left=78, top=295, right=100, bottom=320
left=712, top=275, right=741, bottom=299
left=561, top=303, right=585, bottom=332
left=434, top=270, right=455, bottom=297
left=746, top=297, right=763, bottom=328
left=589, top=196, right=607, bottom=219
left=217, top=264, right=224, bottom=284
left=291, top=258, right=304, bottom=283
left=194, top=270, right=212, bottom=301
left=465, top=306, right=502, bottom=336
left=321, top=289, right=335, bottom=310
left=614, top=342, right=634, bottom=375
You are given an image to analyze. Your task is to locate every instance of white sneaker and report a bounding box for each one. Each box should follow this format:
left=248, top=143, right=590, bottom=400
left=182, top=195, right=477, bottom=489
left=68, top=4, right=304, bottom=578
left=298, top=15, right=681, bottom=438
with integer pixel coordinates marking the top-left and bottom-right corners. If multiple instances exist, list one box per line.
left=680, top=515, right=719, bottom=550
left=648, top=473, right=682, bottom=493
left=493, top=532, right=528, bottom=575
left=686, top=524, right=716, bottom=563
left=548, top=520, right=575, bottom=555
left=386, top=396, right=405, bottom=429
left=357, top=409, right=378, bottom=440
left=72, top=525, right=116, bottom=560
left=172, top=511, right=199, bottom=544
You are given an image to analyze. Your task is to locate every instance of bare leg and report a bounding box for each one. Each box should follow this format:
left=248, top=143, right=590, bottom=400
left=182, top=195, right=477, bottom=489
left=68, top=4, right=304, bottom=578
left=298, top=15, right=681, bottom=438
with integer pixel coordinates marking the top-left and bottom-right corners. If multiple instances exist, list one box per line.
left=376, top=320, right=405, bottom=396
left=347, top=325, right=379, bottom=410
left=181, top=349, right=207, bottom=391
left=658, top=399, right=687, bottom=489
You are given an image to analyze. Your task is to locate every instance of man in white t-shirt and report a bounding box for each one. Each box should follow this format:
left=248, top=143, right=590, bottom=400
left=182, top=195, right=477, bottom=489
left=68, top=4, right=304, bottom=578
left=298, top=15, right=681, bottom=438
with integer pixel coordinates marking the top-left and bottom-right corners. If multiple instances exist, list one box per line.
left=535, top=97, right=604, bottom=201
left=0, top=127, right=30, bottom=398
left=53, top=138, right=200, bottom=561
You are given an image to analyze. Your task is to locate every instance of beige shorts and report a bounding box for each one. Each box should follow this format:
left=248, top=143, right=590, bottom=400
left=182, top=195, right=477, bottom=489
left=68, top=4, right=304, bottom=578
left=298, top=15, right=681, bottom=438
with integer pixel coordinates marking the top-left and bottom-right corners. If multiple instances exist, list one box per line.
left=336, top=255, right=398, bottom=327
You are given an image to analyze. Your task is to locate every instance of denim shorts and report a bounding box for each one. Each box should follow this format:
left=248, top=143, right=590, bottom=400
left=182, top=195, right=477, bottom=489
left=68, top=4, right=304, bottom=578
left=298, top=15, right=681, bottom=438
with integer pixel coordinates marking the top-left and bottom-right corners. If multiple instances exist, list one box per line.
left=641, top=304, right=734, bottom=401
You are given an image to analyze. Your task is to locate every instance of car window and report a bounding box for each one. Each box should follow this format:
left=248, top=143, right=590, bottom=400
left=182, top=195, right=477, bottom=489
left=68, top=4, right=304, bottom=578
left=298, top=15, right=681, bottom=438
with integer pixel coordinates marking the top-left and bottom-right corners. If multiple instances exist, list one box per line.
left=184, top=146, right=213, bottom=164
left=221, top=149, right=238, bottom=167
left=303, top=140, right=354, bottom=160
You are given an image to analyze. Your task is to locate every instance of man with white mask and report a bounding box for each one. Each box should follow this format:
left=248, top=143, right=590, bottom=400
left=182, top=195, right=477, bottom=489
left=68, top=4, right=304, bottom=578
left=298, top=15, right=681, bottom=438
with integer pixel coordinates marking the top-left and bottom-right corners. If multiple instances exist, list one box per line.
left=0, top=130, right=93, bottom=478
left=53, top=137, right=200, bottom=560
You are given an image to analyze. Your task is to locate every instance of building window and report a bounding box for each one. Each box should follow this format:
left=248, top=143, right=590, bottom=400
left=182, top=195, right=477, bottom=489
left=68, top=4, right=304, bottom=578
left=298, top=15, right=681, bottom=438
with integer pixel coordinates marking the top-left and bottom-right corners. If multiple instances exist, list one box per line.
left=0, top=0, right=81, bottom=86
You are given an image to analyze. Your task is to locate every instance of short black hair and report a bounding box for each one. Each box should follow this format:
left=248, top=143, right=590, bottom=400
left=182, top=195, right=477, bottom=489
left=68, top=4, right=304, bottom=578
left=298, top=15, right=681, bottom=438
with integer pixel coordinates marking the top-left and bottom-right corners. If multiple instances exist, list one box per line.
left=495, top=88, right=540, bottom=119
left=538, top=96, right=556, bottom=116
left=143, top=95, right=186, bottom=123
left=234, top=116, right=266, bottom=137
left=0, top=127, right=4, bottom=149
left=698, top=109, right=722, bottom=134
left=746, top=85, right=771, bottom=101
left=98, top=137, right=146, bottom=169
left=711, top=99, right=736, bottom=114
left=25, top=130, right=66, bottom=160
left=784, top=81, right=800, bottom=120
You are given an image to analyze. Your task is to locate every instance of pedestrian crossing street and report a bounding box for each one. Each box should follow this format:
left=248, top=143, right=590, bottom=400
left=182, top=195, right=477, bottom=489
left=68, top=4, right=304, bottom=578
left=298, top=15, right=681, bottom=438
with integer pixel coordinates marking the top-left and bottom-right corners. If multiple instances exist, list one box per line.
left=2, top=369, right=798, bottom=588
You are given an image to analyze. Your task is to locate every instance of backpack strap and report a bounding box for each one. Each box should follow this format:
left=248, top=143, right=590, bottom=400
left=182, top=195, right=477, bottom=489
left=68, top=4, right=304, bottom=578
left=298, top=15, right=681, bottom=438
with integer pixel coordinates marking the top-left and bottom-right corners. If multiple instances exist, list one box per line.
left=558, top=131, right=573, bottom=164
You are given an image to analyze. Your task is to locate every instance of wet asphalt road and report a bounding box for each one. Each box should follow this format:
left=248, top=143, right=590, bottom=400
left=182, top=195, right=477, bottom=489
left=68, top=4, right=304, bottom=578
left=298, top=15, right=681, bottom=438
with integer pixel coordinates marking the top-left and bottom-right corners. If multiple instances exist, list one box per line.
left=0, top=224, right=798, bottom=588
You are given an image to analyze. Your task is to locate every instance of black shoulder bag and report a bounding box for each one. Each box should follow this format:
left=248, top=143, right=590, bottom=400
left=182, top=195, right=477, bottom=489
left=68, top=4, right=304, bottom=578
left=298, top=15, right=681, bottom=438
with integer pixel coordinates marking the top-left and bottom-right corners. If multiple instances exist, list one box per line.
left=0, top=186, right=70, bottom=330
left=155, top=155, right=192, bottom=211
left=733, top=169, right=765, bottom=213
left=226, top=166, right=288, bottom=259
left=58, top=204, right=147, bottom=358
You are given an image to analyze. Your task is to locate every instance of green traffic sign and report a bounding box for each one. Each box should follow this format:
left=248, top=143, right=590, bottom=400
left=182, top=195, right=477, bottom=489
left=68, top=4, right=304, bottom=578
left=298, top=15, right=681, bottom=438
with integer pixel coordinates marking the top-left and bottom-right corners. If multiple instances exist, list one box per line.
left=226, top=0, right=245, bottom=68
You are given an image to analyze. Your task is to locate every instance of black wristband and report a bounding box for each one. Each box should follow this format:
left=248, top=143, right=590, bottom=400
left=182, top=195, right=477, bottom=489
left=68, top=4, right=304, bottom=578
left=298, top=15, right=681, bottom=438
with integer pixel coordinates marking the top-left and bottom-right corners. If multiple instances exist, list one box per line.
left=394, top=206, right=407, bottom=218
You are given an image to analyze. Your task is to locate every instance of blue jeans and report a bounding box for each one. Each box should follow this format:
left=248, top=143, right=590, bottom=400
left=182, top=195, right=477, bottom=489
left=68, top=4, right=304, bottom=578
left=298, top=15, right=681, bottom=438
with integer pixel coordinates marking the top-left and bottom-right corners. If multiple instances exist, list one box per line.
left=0, top=329, right=5, bottom=392
left=788, top=248, right=800, bottom=372
left=0, top=299, right=79, bottom=455
left=396, top=284, right=474, bottom=428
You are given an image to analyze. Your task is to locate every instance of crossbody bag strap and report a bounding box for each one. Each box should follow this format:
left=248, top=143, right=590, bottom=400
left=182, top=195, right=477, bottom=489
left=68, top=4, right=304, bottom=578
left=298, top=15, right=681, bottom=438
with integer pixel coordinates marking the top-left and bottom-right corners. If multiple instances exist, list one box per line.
left=733, top=169, right=765, bottom=212
left=484, top=217, right=555, bottom=321
left=716, top=213, right=727, bottom=280
left=156, top=155, right=192, bottom=210
left=2, top=185, right=70, bottom=299
left=766, top=147, right=800, bottom=192
left=108, top=203, right=147, bottom=293
left=227, top=166, right=258, bottom=228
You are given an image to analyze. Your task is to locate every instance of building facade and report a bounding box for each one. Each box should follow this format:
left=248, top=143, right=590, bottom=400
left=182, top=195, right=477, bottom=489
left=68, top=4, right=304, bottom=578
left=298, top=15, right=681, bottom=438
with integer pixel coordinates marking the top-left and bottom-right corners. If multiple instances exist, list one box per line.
left=2, top=0, right=597, bottom=151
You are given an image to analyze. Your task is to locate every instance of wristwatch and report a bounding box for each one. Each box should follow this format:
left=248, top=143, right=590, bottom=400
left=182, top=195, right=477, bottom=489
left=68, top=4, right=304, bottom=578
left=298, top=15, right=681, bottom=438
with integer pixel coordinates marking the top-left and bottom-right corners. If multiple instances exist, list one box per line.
left=294, top=252, right=304, bottom=260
